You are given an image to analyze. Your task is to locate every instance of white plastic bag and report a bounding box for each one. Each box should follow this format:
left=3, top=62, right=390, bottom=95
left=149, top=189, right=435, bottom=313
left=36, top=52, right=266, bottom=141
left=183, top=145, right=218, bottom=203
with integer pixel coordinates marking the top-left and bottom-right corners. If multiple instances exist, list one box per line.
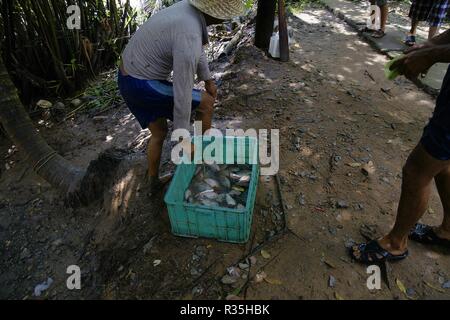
left=269, top=33, right=281, bottom=58
left=268, top=32, right=292, bottom=59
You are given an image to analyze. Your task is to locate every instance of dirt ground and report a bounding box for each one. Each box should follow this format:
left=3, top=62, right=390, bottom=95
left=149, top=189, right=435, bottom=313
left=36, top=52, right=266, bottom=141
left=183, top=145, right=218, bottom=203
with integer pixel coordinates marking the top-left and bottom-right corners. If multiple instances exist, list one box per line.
left=1, top=4, right=450, bottom=300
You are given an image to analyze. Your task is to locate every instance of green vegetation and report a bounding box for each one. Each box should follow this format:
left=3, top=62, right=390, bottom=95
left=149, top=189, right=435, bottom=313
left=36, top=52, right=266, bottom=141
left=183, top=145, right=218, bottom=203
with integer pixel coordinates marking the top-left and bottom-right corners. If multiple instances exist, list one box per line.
left=64, top=69, right=124, bottom=119
left=286, top=0, right=324, bottom=14
left=0, top=0, right=138, bottom=106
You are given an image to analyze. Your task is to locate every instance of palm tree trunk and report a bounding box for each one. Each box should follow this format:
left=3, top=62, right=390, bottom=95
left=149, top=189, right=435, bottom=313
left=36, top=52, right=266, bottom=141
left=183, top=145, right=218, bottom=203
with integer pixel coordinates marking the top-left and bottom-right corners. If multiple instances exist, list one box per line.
left=0, top=54, right=84, bottom=195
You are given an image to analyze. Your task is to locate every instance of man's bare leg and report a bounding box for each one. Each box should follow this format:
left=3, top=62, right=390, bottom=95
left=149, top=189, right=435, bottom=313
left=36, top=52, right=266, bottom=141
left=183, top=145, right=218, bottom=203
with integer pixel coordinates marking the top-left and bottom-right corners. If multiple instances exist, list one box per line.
left=147, top=117, right=168, bottom=179
left=378, top=144, right=450, bottom=254
left=405, top=19, right=419, bottom=45
left=380, top=4, right=388, bottom=33
left=196, top=92, right=215, bottom=134
left=429, top=26, right=440, bottom=40
left=371, top=4, right=388, bottom=38
left=409, top=19, right=419, bottom=36
left=434, top=166, right=450, bottom=240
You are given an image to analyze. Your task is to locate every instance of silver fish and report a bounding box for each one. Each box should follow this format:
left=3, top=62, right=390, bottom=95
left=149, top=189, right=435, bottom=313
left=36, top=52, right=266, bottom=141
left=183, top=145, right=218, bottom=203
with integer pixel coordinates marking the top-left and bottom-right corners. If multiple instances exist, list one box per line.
left=205, top=178, right=220, bottom=189
left=185, top=189, right=192, bottom=201
left=237, top=175, right=251, bottom=187
left=194, top=171, right=205, bottom=181
left=207, top=163, right=221, bottom=173
left=226, top=194, right=237, bottom=207
left=230, top=166, right=241, bottom=173
left=192, top=182, right=211, bottom=193
left=218, top=176, right=231, bottom=189
left=230, top=173, right=242, bottom=181
left=239, top=170, right=252, bottom=176
left=230, top=169, right=251, bottom=179
left=196, top=189, right=216, bottom=199
left=216, top=194, right=227, bottom=204
left=200, top=199, right=220, bottom=207
left=220, top=170, right=230, bottom=179
left=229, top=190, right=241, bottom=197
left=186, top=164, right=252, bottom=208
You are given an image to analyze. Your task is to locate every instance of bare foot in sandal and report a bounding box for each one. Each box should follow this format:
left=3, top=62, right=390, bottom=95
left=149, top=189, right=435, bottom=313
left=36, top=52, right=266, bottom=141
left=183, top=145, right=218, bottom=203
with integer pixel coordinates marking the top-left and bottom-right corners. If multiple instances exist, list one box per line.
left=371, top=29, right=386, bottom=39
left=409, top=223, right=450, bottom=247
left=350, top=240, right=408, bottom=264
left=361, top=27, right=377, bottom=34
left=146, top=172, right=173, bottom=198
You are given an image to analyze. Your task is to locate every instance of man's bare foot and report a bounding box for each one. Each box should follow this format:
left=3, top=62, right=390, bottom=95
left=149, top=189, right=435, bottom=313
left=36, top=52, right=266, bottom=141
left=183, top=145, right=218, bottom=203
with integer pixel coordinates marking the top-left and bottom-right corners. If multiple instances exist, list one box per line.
left=145, top=173, right=173, bottom=198
left=409, top=224, right=450, bottom=247
left=349, top=240, right=408, bottom=264
left=433, top=226, right=450, bottom=241
left=146, top=176, right=163, bottom=198
left=371, top=29, right=386, bottom=39
left=377, top=235, right=408, bottom=256
left=159, top=172, right=174, bottom=185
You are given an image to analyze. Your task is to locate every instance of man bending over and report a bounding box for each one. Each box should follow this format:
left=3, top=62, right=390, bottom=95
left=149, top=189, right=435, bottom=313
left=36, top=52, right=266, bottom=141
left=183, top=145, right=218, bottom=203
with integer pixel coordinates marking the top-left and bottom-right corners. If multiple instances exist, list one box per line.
left=118, top=0, right=245, bottom=196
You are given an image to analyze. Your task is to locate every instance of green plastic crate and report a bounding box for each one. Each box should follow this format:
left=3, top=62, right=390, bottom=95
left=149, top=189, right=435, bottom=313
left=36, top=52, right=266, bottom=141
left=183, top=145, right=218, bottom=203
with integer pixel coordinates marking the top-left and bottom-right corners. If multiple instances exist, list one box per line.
left=164, top=136, right=259, bottom=243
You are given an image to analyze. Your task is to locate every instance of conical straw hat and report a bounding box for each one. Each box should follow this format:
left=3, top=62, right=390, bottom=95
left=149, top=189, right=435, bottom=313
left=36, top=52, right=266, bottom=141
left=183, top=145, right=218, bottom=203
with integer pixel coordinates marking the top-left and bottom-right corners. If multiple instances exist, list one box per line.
left=189, top=0, right=246, bottom=20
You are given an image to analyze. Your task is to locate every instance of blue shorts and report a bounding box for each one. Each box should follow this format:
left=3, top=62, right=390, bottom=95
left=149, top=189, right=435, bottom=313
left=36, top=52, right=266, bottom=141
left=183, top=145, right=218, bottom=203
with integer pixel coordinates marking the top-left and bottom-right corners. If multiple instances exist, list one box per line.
left=420, top=66, right=450, bottom=161
left=118, top=71, right=202, bottom=129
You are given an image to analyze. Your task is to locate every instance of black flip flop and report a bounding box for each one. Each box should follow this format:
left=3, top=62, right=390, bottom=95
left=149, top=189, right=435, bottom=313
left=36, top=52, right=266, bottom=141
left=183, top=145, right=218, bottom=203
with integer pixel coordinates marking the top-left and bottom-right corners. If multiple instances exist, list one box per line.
left=404, top=35, right=416, bottom=46
left=349, top=240, right=409, bottom=265
left=361, top=27, right=376, bottom=34
left=371, top=29, right=386, bottom=39
left=409, top=223, right=450, bottom=248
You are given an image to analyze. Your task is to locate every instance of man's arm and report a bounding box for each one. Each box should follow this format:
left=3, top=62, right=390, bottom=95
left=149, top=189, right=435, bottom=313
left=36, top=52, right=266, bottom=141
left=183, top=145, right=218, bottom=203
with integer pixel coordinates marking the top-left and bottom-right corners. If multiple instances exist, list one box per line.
left=393, top=29, right=450, bottom=80
left=405, top=29, right=450, bottom=54
left=172, top=33, right=200, bottom=131
left=392, top=43, right=450, bottom=80
left=197, top=50, right=217, bottom=99
left=197, top=50, right=212, bottom=82
left=428, top=44, right=450, bottom=64
left=429, top=29, right=450, bottom=46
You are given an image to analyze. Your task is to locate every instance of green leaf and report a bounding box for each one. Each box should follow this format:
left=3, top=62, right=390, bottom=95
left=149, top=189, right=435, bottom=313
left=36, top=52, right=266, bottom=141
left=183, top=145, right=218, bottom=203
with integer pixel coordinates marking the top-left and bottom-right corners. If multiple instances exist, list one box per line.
left=261, top=250, right=271, bottom=259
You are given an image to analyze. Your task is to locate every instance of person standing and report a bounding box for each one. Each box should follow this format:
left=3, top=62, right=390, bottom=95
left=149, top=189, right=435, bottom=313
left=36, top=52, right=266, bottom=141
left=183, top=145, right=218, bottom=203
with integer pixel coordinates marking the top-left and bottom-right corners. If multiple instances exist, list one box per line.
left=405, top=0, right=450, bottom=46
left=363, top=0, right=389, bottom=39
left=350, top=30, right=450, bottom=264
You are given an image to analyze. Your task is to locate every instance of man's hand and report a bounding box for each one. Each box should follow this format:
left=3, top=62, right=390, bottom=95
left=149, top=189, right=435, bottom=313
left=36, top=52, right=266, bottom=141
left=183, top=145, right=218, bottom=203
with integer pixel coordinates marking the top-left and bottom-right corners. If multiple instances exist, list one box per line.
left=179, top=139, right=196, bottom=162
left=205, top=79, right=218, bottom=100
left=404, top=42, right=433, bottom=55
left=391, top=47, right=436, bottom=80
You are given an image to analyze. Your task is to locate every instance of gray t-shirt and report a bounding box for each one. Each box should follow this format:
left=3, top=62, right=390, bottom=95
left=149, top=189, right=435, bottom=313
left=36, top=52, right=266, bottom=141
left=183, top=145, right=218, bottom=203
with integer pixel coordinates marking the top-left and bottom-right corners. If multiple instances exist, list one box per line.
left=122, top=0, right=211, bottom=131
